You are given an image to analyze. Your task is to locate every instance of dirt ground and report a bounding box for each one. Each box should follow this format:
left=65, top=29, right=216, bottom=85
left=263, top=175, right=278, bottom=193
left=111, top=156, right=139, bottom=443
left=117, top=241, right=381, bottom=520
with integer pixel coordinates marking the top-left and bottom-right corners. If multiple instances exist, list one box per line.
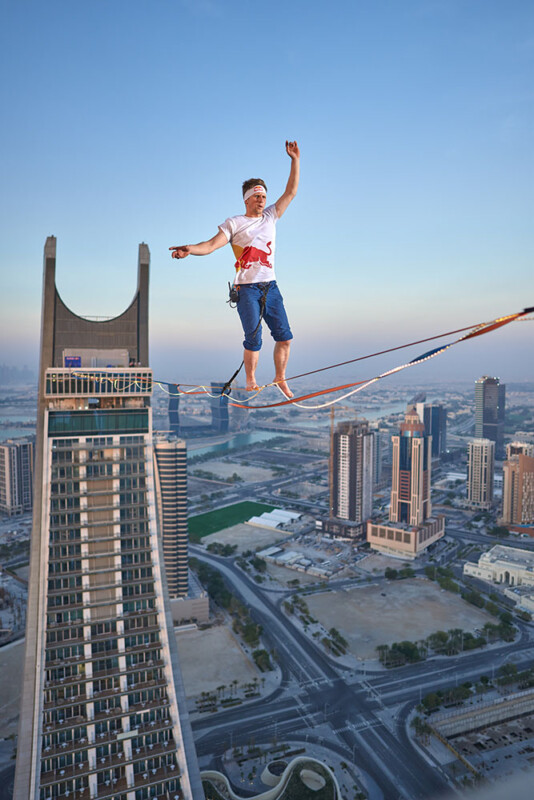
left=305, top=578, right=496, bottom=659
left=190, top=459, right=274, bottom=483
left=264, top=562, right=322, bottom=586
left=202, top=523, right=292, bottom=554
left=357, top=552, right=413, bottom=574
left=0, top=639, right=24, bottom=737
left=175, top=624, right=257, bottom=697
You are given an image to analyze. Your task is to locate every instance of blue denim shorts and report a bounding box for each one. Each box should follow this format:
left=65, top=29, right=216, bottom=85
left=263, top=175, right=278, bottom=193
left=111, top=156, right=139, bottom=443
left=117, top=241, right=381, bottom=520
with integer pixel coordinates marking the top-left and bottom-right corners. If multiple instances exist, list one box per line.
left=236, top=281, right=293, bottom=351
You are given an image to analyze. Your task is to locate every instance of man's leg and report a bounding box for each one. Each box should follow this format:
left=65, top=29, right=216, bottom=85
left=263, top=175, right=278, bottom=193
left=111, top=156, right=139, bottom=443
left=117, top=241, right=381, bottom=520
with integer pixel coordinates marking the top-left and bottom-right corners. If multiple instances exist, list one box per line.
left=262, top=283, right=294, bottom=399
left=243, top=348, right=260, bottom=391
left=237, top=286, right=262, bottom=391
left=273, top=340, right=293, bottom=398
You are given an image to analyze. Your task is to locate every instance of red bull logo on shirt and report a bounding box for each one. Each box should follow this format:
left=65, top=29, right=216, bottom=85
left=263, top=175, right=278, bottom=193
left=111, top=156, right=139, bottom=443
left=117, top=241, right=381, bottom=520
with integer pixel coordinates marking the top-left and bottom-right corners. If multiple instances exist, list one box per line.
left=235, top=241, right=273, bottom=271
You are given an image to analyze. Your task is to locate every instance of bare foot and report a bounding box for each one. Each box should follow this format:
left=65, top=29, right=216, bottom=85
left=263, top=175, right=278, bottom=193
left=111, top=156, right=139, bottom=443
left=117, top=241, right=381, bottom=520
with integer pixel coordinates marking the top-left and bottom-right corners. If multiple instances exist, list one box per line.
left=275, top=378, right=293, bottom=399
left=246, top=380, right=259, bottom=391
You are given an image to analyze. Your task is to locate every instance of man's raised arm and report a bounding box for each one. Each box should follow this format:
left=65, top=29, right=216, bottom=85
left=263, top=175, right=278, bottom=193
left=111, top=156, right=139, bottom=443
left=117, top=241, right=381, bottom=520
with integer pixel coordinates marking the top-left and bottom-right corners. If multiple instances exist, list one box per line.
left=275, top=140, right=300, bottom=218
left=169, top=229, right=228, bottom=259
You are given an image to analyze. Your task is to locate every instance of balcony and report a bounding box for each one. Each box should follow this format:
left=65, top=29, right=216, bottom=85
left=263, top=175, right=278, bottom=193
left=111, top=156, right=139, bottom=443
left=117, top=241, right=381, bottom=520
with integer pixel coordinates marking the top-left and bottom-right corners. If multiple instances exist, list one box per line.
left=45, top=368, right=153, bottom=398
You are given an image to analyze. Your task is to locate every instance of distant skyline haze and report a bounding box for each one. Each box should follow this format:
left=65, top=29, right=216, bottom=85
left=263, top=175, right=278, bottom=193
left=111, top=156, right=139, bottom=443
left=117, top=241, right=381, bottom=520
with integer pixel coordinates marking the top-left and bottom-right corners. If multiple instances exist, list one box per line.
left=1, top=0, right=533, bottom=388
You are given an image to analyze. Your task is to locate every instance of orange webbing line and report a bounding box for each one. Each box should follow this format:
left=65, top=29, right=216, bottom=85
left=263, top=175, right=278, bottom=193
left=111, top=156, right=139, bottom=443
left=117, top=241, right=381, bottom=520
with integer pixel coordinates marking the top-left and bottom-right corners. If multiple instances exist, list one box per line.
left=228, top=307, right=532, bottom=410
left=228, top=379, right=371, bottom=409
left=458, top=312, right=524, bottom=342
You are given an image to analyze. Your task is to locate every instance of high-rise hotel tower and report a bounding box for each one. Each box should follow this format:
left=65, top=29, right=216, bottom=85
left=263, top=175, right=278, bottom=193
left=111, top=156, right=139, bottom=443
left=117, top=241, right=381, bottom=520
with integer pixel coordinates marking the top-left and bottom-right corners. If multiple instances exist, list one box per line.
left=14, top=238, right=203, bottom=800
left=367, top=405, right=444, bottom=559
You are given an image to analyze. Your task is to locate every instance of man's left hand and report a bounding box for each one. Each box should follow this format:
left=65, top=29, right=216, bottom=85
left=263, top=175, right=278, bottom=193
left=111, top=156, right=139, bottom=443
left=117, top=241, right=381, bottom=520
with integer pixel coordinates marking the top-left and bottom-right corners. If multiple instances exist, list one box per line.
left=286, top=140, right=300, bottom=160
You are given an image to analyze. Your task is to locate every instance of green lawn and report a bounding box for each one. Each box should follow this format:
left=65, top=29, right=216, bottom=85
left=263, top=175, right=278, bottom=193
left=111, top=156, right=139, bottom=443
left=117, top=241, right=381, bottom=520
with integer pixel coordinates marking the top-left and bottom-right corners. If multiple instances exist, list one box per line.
left=188, top=501, right=275, bottom=542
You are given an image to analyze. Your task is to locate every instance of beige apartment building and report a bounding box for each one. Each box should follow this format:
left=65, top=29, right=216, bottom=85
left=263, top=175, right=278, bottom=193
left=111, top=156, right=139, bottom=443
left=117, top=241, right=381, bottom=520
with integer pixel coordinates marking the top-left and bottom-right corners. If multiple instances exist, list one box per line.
left=501, top=442, right=534, bottom=530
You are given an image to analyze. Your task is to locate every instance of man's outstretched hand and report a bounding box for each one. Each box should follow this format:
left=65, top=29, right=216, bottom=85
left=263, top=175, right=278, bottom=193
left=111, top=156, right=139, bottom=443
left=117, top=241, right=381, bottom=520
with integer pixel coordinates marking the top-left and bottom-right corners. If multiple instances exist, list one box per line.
left=285, top=140, right=300, bottom=160
left=169, top=246, right=190, bottom=259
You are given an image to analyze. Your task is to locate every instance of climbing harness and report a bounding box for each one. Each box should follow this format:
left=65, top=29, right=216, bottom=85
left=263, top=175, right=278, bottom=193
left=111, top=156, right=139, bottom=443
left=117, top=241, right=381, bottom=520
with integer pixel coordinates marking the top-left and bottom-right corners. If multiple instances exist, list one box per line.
left=220, top=281, right=273, bottom=397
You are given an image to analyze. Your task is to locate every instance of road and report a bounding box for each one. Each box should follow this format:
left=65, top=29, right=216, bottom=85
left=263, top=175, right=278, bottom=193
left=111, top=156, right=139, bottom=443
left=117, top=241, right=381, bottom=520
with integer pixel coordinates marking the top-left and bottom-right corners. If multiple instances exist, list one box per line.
left=188, top=547, right=528, bottom=799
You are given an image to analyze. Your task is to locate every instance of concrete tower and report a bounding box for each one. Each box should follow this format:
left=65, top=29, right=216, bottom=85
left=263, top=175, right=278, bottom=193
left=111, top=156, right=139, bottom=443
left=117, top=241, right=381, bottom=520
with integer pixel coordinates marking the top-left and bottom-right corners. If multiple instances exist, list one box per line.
left=153, top=435, right=189, bottom=598
left=0, top=436, right=34, bottom=516
left=501, top=442, right=534, bottom=529
left=14, top=238, right=203, bottom=800
left=467, top=438, right=495, bottom=509
left=330, top=419, right=374, bottom=524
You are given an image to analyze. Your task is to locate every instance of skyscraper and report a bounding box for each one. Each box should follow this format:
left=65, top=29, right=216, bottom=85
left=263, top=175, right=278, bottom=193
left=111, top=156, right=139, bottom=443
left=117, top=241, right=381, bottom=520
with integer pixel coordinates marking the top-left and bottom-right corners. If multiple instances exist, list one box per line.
left=14, top=237, right=203, bottom=800
left=416, top=403, right=447, bottom=458
left=168, top=394, right=180, bottom=436
left=0, top=436, right=34, bottom=516
left=153, top=434, right=189, bottom=598
left=475, top=376, right=506, bottom=458
left=330, top=419, right=374, bottom=525
left=501, top=442, right=534, bottom=529
left=367, top=406, right=444, bottom=558
left=209, top=382, right=229, bottom=433
left=390, top=405, right=431, bottom=526
left=467, top=438, right=495, bottom=509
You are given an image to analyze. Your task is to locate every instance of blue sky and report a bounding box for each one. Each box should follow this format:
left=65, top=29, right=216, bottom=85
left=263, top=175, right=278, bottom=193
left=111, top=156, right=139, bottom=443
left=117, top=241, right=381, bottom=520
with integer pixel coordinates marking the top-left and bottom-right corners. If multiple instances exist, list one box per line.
left=1, top=0, right=533, bottom=389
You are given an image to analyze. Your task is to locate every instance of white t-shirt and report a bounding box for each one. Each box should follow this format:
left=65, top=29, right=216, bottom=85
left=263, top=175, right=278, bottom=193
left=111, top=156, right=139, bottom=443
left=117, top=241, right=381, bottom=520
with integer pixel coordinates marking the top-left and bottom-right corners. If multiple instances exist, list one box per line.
left=218, top=204, right=278, bottom=284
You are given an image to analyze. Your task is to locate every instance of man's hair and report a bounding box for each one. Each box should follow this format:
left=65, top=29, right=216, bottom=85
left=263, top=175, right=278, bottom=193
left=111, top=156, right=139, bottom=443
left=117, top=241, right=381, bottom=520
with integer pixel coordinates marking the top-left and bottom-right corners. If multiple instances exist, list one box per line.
left=242, top=178, right=267, bottom=198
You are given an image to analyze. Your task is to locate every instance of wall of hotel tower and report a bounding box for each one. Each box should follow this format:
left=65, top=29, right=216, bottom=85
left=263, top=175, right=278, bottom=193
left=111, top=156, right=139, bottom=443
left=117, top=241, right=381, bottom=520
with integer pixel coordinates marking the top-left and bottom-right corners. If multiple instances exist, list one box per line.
left=389, top=406, right=431, bottom=526
left=330, top=420, right=374, bottom=523
left=14, top=237, right=203, bottom=800
left=153, top=435, right=189, bottom=597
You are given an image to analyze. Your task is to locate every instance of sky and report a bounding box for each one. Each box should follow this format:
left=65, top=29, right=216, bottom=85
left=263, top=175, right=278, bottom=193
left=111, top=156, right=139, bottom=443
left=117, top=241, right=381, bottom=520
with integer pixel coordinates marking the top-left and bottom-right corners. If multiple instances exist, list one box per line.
left=1, top=0, right=533, bottom=393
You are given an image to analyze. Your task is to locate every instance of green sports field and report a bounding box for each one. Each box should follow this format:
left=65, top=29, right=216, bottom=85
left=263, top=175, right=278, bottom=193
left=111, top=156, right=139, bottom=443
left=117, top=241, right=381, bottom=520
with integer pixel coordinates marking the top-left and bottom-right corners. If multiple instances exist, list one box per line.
left=188, top=501, right=275, bottom=542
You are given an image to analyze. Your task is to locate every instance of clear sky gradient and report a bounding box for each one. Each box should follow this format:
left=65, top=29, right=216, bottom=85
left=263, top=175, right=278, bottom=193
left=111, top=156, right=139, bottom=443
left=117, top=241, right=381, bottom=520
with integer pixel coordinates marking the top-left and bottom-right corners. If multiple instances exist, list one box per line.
left=1, top=0, right=533, bottom=390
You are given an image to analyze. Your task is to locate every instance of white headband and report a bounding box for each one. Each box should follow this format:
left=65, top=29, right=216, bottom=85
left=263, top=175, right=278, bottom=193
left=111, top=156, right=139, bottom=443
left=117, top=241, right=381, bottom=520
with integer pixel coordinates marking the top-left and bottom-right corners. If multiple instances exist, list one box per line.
left=244, top=185, right=266, bottom=202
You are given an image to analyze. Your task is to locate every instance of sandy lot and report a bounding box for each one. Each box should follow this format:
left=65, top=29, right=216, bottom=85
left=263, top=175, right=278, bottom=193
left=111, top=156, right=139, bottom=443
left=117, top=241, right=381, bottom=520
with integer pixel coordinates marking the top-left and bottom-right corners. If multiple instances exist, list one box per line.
left=357, top=552, right=413, bottom=574
left=203, top=523, right=292, bottom=554
left=175, top=624, right=257, bottom=697
left=306, top=579, right=496, bottom=659
left=265, top=562, right=322, bottom=586
left=190, top=460, right=274, bottom=483
left=0, top=639, right=24, bottom=737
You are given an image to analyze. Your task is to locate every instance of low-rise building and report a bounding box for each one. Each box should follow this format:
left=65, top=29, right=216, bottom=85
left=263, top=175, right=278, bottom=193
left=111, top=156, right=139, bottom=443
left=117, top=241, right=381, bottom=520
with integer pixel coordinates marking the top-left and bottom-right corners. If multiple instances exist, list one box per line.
left=367, top=516, right=445, bottom=560
left=463, top=544, right=534, bottom=588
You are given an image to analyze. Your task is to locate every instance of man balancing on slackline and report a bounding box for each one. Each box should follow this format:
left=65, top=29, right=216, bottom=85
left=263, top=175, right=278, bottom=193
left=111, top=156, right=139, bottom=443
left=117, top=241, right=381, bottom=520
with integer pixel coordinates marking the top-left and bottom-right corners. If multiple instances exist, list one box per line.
left=170, top=140, right=300, bottom=399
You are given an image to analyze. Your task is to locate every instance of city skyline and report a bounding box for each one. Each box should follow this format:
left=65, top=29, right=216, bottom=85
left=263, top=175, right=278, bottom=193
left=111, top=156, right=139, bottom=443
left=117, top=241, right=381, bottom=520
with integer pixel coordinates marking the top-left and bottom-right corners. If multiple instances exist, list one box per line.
left=1, top=1, right=533, bottom=387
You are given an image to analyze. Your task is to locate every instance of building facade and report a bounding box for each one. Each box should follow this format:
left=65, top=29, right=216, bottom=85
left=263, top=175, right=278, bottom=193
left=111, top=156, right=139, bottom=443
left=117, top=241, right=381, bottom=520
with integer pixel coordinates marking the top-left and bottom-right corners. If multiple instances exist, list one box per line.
left=153, top=435, right=189, bottom=598
left=390, top=406, right=431, bottom=526
left=209, top=382, right=229, bottom=434
left=467, top=438, right=495, bottom=509
left=464, top=545, right=534, bottom=588
left=501, top=442, right=534, bottom=529
left=330, top=419, right=374, bottom=524
left=167, top=395, right=180, bottom=436
left=475, top=376, right=506, bottom=458
left=0, top=436, right=34, bottom=516
left=14, top=238, right=203, bottom=800
left=367, top=405, right=444, bottom=559
left=416, top=403, right=447, bottom=458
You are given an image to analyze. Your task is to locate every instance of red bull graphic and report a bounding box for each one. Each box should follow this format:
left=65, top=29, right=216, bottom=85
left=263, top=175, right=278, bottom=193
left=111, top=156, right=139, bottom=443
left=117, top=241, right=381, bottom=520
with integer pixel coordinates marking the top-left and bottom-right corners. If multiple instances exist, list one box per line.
left=235, top=241, right=272, bottom=271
